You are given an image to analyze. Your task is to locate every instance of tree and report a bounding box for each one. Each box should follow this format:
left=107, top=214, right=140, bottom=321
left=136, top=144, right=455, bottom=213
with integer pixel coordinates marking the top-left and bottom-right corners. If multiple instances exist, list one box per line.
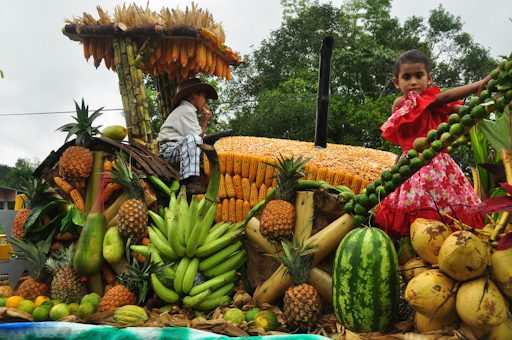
left=220, top=0, right=496, bottom=154
left=0, top=158, right=40, bottom=192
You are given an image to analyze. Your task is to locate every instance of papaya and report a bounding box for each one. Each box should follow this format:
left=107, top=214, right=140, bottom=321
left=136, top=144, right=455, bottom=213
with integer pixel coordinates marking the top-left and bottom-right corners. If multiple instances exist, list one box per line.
left=73, top=212, right=106, bottom=276
left=102, top=125, right=127, bottom=141
left=103, top=227, right=125, bottom=264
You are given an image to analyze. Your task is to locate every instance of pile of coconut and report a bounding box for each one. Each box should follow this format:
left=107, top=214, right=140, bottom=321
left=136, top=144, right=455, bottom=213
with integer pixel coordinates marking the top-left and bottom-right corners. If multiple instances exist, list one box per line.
left=401, top=218, right=512, bottom=338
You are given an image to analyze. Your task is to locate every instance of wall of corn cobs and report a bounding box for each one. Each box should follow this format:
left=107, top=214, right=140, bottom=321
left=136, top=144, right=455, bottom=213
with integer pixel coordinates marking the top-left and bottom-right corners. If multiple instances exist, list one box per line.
left=202, top=136, right=397, bottom=223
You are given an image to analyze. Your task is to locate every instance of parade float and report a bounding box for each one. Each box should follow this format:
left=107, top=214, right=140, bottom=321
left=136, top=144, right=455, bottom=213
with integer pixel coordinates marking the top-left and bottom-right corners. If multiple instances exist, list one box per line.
left=1, top=2, right=512, bottom=339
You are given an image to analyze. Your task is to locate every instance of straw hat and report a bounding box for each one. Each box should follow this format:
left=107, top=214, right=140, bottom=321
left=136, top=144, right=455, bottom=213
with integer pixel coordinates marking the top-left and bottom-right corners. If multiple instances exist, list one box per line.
left=170, top=78, right=218, bottom=111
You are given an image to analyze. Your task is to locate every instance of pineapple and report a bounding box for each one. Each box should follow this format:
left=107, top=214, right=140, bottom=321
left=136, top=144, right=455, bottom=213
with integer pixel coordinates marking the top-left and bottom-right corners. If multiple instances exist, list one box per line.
left=260, top=155, right=308, bottom=239
left=110, top=152, right=148, bottom=240
left=98, top=255, right=152, bottom=311
left=280, top=237, right=321, bottom=332
left=56, top=99, right=103, bottom=179
left=9, top=236, right=51, bottom=300
left=12, top=179, right=56, bottom=240
left=46, top=246, right=87, bottom=303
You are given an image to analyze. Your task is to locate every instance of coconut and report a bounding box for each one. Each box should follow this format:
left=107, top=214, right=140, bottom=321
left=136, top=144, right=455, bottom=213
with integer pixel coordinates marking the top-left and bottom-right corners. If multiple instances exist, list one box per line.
left=456, top=278, right=509, bottom=327
left=462, top=322, right=494, bottom=339
left=414, top=311, right=459, bottom=333
left=491, top=249, right=512, bottom=300
left=438, top=230, right=490, bottom=281
left=488, top=318, right=512, bottom=340
left=401, top=257, right=430, bottom=282
left=405, top=269, right=456, bottom=318
left=410, top=218, right=451, bottom=264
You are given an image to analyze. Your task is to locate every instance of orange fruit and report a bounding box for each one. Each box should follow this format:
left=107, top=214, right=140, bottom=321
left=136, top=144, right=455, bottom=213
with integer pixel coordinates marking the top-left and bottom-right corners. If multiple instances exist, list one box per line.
left=34, top=296, right=50, bottom=307
left=6, top=296, right=24, bottom=308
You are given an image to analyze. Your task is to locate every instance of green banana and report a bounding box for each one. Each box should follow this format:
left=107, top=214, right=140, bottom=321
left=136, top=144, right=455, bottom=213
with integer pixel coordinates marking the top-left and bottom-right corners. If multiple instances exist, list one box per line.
left=195, top=229, right=242, bottom=258
left=185, top=203, right=217, bottom=257
left=173, top=257, right=191, bottom=294
left=203, top=250, right=247, bottom=278
left=194, top=295, right=231, bottom=311
left=151, top=273, right=180, bottom=303
left=182, top=289, right=211, bottom=308
left=181, top=257, right=199, bottom=294
left=196, top=203, right=218, bottom=247
left=188, top=269, right=237, bottom=296
left=148, top=210, right=167, bottom=235
left=208, top=282, right=235, bottom=299
left=177, top=185, right=190, bottom=247
left=148, top=227, right=177, bottom=260
left=167, top=212, right=186, bottom=257
left=130, top=245, right=149, bottom=257
left=186, top=196, right=199, bottom=243
left=198, top=241, right=243, bottom=272
left=148, top=245, right=175, bottom=286
left=165, top=193, right=178, bottom=241
left=148, top=175, right=172, bottom=197
left=201, top=222, right=230, bottom=246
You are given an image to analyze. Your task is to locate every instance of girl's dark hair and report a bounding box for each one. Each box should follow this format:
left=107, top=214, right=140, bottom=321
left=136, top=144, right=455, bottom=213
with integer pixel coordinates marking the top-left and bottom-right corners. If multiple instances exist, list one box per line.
left=394, top=50, right=430, bottom=76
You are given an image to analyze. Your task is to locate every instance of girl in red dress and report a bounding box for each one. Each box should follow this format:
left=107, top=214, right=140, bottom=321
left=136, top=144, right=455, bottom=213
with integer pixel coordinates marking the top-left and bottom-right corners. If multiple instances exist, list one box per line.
left=374, top=50, right=492, bottom=239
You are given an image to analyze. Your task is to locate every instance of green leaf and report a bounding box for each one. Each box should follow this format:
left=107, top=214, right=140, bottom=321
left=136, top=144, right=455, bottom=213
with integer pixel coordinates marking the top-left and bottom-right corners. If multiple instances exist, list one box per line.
left=469, top=127, right=494, bottom=196
left=477, top=110, right=511, bottom=153
left=24, top=199, right=66, bottom=235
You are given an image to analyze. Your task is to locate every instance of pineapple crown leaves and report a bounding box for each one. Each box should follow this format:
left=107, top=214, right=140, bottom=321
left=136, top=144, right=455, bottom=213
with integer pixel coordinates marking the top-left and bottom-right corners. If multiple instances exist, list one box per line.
left=8, top=232, right=53, bottom=281
left=278, top=235, right=317, bottom=286
left=118, top=250, right=155, bottom=305
left=46, top=244, right=74, bottom=273
left=110, top=152, right=145, bottom=200
left=56, top=98, right=103, bottom=146
left=19, top=178, right=59, bottom=209
left=268, top=154, right=309, bottom=201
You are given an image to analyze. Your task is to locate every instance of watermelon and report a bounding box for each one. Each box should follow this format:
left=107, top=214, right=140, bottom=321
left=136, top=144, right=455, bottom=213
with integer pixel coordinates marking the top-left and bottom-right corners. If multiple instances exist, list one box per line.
left=333, top=227, right=400, bottom=333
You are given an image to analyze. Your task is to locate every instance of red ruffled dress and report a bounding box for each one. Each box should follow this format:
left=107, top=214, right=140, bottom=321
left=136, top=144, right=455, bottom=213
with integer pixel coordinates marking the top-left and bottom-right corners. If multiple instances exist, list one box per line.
left=374, top=86, right=484, bottom=239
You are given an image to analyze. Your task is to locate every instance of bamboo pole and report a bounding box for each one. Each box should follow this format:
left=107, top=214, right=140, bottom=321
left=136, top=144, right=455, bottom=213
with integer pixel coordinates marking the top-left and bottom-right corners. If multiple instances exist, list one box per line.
left=294, top=191, right=314, bottom=242
left=491, top=149, right=512, bottom=241
left=307, top=267, right=333, bottom=303
left=253, top=213, right=355, bottom=304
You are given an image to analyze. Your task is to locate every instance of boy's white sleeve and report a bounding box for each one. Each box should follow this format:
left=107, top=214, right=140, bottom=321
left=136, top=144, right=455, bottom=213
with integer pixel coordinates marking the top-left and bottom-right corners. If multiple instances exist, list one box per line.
left=173, top=109, right=201, bottom=136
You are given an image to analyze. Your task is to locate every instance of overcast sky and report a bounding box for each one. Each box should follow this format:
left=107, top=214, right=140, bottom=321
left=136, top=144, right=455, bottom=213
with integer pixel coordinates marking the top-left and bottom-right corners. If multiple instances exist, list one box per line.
left=1, top=0, right=510, bottom=167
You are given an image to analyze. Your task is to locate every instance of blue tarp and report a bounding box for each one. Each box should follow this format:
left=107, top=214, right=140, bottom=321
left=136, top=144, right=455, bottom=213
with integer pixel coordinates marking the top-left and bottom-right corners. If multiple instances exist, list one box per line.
left=0, top=322, right=330, bottom=339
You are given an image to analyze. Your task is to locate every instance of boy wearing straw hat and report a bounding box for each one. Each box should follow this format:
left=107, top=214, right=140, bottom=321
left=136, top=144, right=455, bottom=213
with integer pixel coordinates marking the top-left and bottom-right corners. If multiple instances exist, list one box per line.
left=157, top=78, right=217, bottom=185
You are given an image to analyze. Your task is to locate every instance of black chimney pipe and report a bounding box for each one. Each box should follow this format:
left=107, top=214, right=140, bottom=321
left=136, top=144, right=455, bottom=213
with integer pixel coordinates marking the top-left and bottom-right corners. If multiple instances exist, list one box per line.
left=314, top=36, right=334, bottom=148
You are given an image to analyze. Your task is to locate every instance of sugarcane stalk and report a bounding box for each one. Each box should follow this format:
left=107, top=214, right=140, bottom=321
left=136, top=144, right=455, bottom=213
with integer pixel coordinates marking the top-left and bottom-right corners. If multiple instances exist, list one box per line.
left=87, top=273, right=104, bottom=296
left=294, top=191, right=314, bottom=242
left=114, top=38, right=132, bottom=141
left=133, top=37, right=159, bottom=69
left=491, top=149, right=512, bottom=241
left=85, top=152, right=105, bottom=213
left=470, top=167, right=484, bottom=199
left=198, top=144, right=220, bottom=217
left=103, top=193, right=129, bottom=226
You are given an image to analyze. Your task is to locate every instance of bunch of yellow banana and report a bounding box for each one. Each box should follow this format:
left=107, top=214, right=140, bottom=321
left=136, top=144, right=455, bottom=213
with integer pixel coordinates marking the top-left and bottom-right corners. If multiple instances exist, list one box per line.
left=131, top=185, right=246, bottom=310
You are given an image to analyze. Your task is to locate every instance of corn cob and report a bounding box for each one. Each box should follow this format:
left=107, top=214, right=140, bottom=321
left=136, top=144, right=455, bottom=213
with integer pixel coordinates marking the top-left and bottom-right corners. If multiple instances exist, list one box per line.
left=203, top=155, right=210, bottom=176
left=225, top=153, right=234, bottom=175
left=224, top=174, right=236, bottom=198
left=171, top=40, right=180, bottom=62
left=219, top=153, right=227, bottom=174
left=233, top=175, right=243, bottom=199
left=218, top=174, right=227, bottom=200
left=241, top=178, right=251, bottom=201
left=241, top=155, right=250, bottom=178
left=249, top=183, right=258, bottom=208
left=255, top=158, right=267, bottom=188
left=54, top=176, right=74, bottom=194
left=102, top=182, right=122, bottom=202
left=187, top=39, right=196, bottom=58
left=243, top=201, right=251, bottom=218
left=215, top=202, right=222, bottom=223
left=221, top=199, right=229, bottom=222
left=233, top=154, right=242, bottom=175
left=180, top=42, right=188, bottom=67
left=228, top=198, right=236, bottom=222
left=70, top=189, right=85, bottom=211
left=103, top=159, right=113, bottom=171
left=235, top=199, right=244, bottom=222
left=264, top=163, right=275, bottom=187
left=249, top=156, right=258, bottom=182
left=196, top=42, right=206, bottom=68
left=258, top=184, right=267, bottom=202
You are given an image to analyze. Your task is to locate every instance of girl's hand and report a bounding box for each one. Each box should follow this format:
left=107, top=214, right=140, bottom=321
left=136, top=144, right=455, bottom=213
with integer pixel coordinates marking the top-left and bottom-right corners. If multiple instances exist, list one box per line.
left=476, top=69, right=497, bottom=95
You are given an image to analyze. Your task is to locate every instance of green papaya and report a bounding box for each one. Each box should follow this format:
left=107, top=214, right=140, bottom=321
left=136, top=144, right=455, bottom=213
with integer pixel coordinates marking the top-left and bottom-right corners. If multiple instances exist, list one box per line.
left=102, top=125, right=127, bottom=141
left=73, top=212, right=106, bottom=276
left=103, top=226, right=125, bottom=264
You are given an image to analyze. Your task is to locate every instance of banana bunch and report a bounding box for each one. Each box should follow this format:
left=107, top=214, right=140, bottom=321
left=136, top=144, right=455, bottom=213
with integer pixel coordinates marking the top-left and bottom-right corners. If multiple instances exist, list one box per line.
left=131, top=185, right=246, bottom=310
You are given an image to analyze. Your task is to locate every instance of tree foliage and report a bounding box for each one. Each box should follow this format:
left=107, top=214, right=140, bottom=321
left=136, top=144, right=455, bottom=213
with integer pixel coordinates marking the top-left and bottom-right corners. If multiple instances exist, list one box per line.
left=0, top=158, right=39, bottom=192
left=220, top=0, right=496, bottom=155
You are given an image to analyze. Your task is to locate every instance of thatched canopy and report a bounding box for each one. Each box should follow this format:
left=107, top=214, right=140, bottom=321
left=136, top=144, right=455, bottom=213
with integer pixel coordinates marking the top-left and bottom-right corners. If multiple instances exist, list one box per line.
left=63, top=3, right=242, bottom=79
